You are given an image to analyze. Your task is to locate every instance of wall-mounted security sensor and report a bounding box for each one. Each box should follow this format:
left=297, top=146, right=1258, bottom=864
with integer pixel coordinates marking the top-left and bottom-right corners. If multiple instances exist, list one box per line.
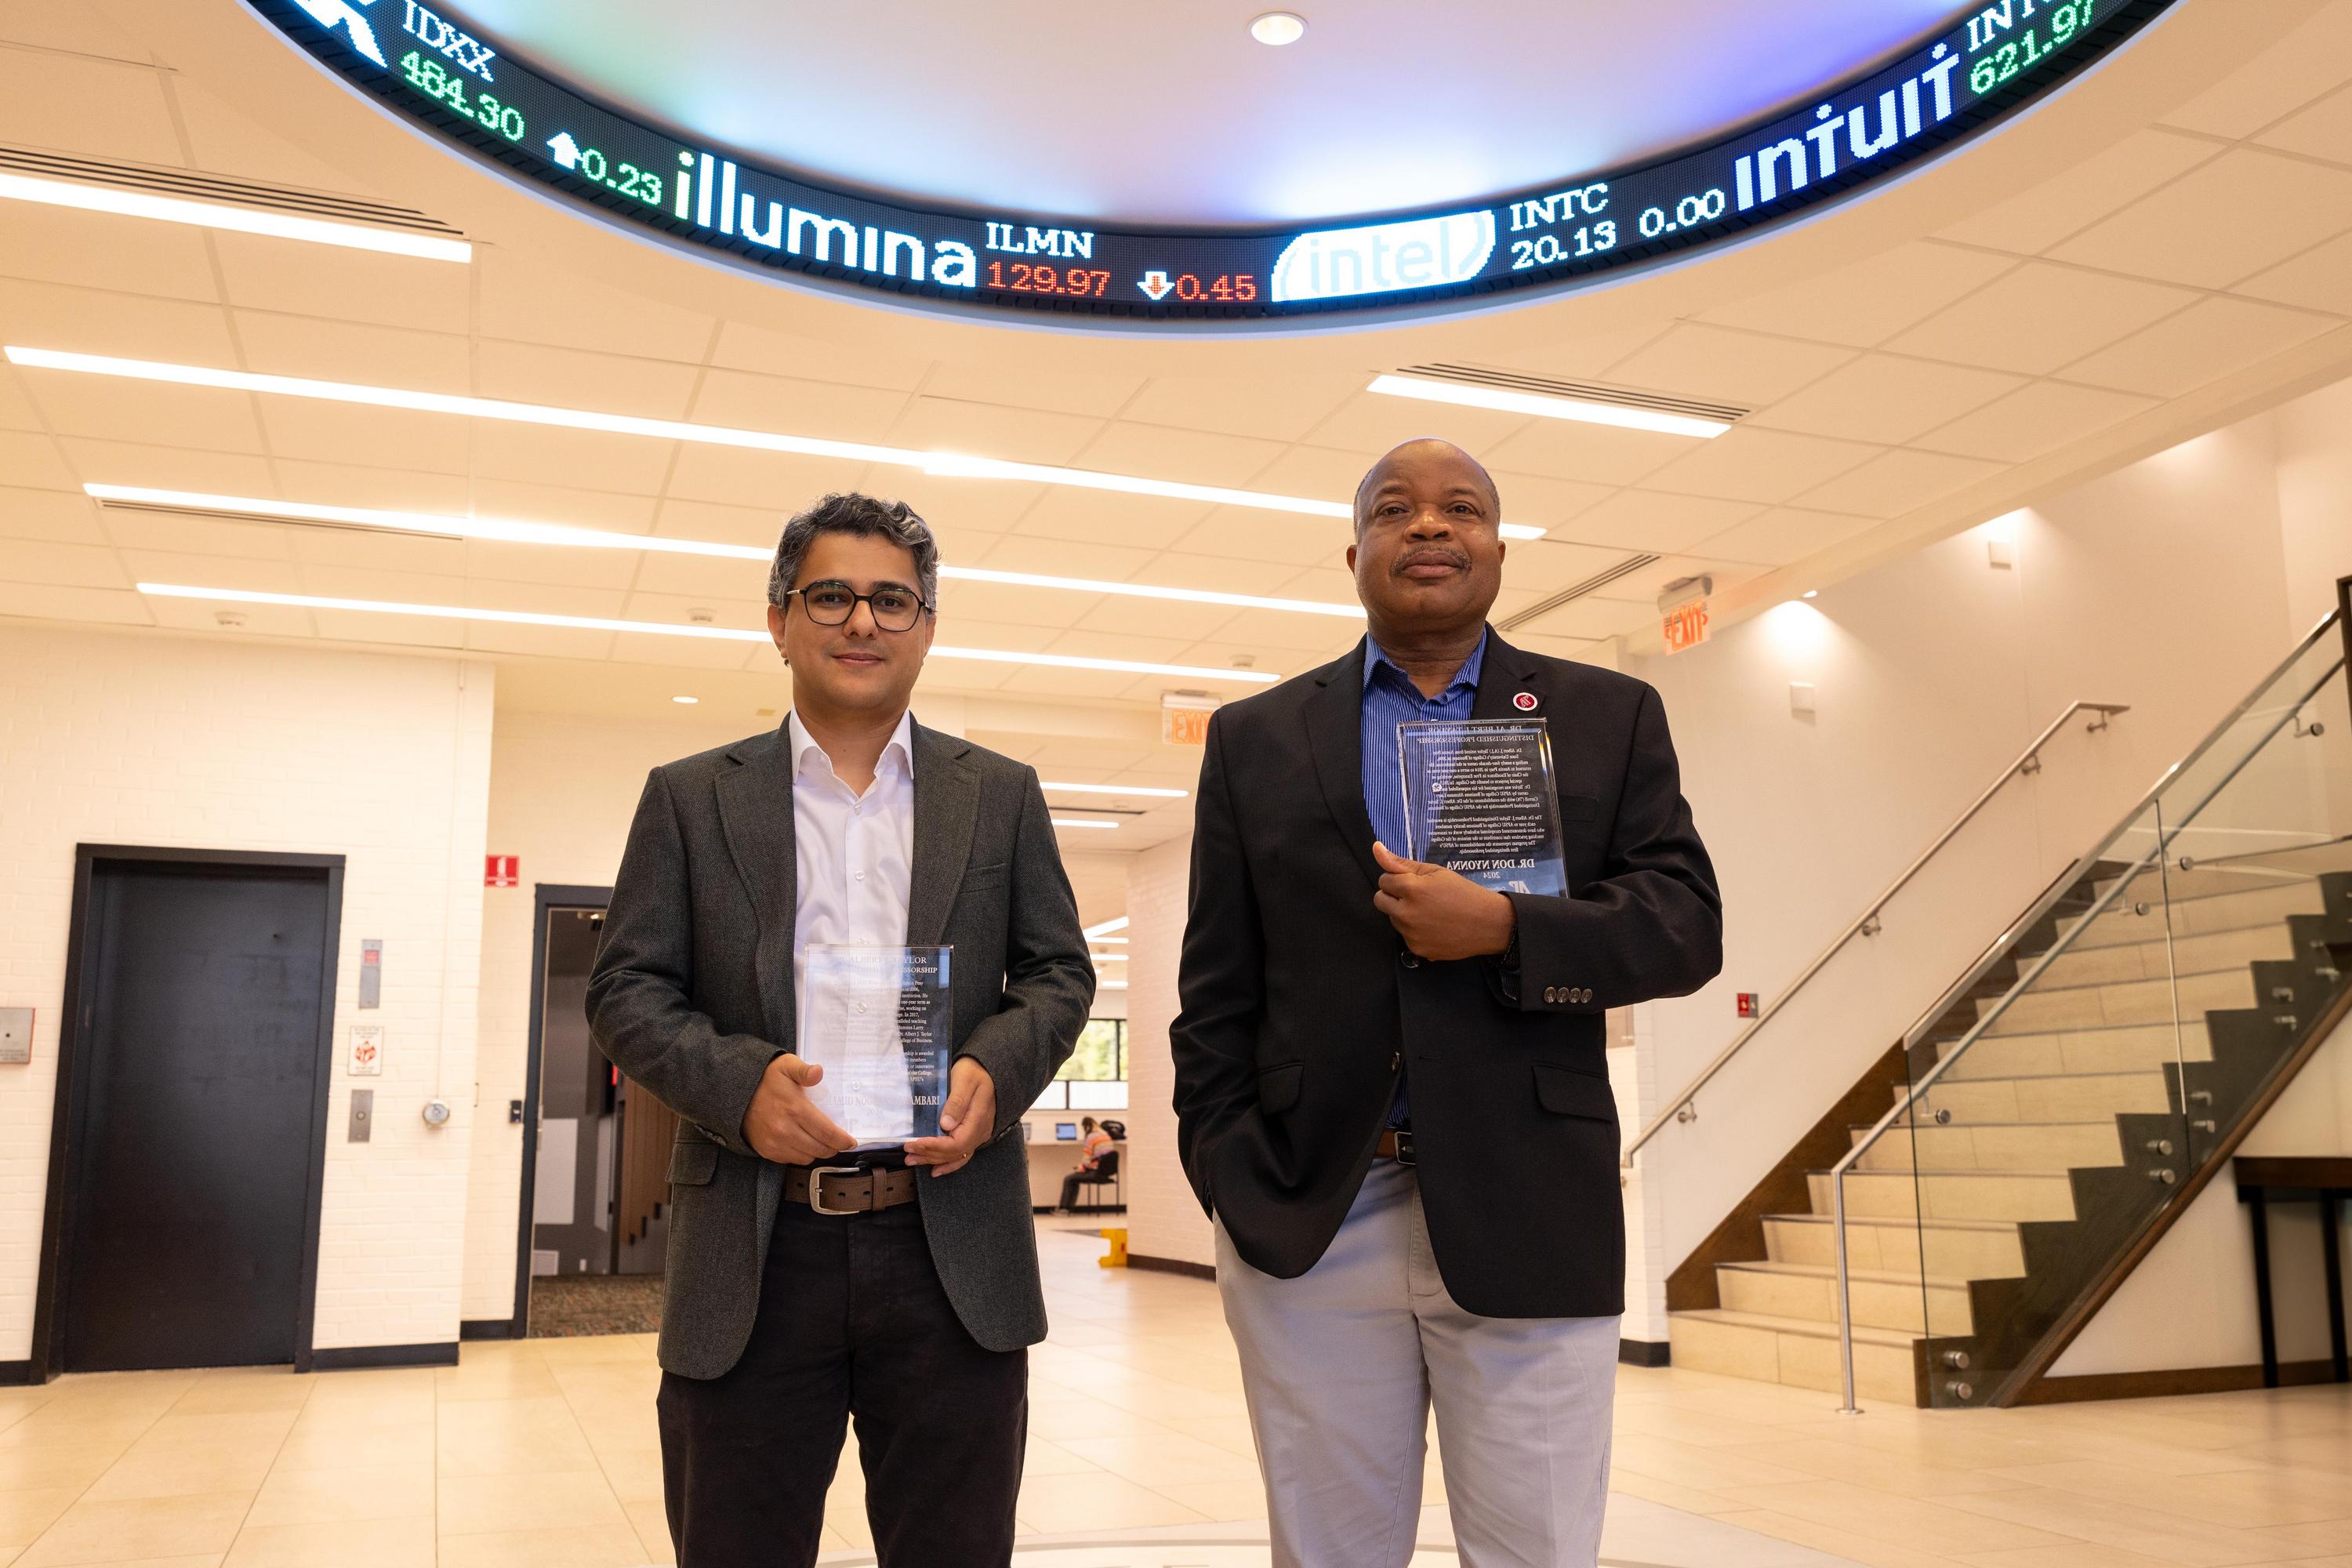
left=1987, top=539, right=2016, bottom=569
left=1790, top=682, right=1818, bottom=717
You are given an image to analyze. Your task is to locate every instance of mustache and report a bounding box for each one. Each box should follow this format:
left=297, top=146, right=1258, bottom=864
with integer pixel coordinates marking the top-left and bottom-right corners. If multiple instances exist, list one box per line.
left=1392, top=545, right=1470, bottom=574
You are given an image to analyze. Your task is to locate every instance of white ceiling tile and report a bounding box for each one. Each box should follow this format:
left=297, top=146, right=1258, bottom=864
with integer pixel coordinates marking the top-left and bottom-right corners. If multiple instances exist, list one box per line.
left=472, top=423, right=679, bottom=494
left=657, top=497, right=793, bottom=549
left=1695, top=241, right=2015, bottom=348
left=477, top=250, right=715, bottom=361
left=942, top=577, right=1109, bottom=630
left=1069, top=596, right=1250, bottom=644
left=1487, top=470, right=1616, bottom=534
left=687, top=366, right=910, bottom=441
left=1546, top=490, right=1764, bottom=554
left=2049, top=149, right=2352, bottom=289
left=53, top=437, right=273, bottom=495
left=614, top=587, right=764, bottom=632
left=0, top=581, right=149, bottom=624
left=1596, top=323, right=1855, bottom=407
left=1885, top=263, right=2198, bottom=375
left=481, top=342, right=707, bottom=422
left=1512, top=595, right=1657, bottom=641
left=921, top=358, right=1142, bottom=418
left=313, top=611, right=469, bottom=650
left=464, top=622, right=616, bottom=660
left=1264, top=561, right=1361, bottom=601
left=889, top=396, right=1102, bottom=464
left=1791, top=448, right=2005, bottom=518
left=289, top=528, right=467, bottom=577
left=212, top=234, right=473, bottom=335
left=2256, top=82, right=2352, bottom=166
left=0, top=430, right=78, bottom=491
left=0, top=0, right=141, bottom=53
left=1490, top=536, right=1651, bottom=594
left=168, top=77, right=368, bottom=193
left=232, top=310, right=471, bottom=390
left=710, top=320, right=931, bottom=390
left=467, top=482, right=658, bottom=533
left=0, top=278, right=236, bottom=362
left=1689, top=506, right=1878, bottom=567
left=117, top=550, right=305, bottom=593
left=604, top=622, right=768, bottom=669
left=270, top=461, right=473, bottom=514
left=1479, top=319, right=1679, bottom=380
left=964, top=534, right=1163, bottom=580
left=1073, top=421, right=1290, bottom=486
left=27, top=376, right=267, bottom=452
left=0, top=485, right=105, bottom=544
left=0, top=365, right=38, bottom=431
left=1911, top=380, right=2158, bottom=463
left=1481, top=419, right=1693, bottom=488
left=299, top=563, right=473, bottom=604
left=99, top=505, right=295, bottom=560
left=1746, top=356, right=2024, bottom=445
left=875, top=472, right=1051, bottom=533
left=1167, top=506, right=1349, bottom=568
left=258, top=400, right=469, bottom=475
left=1933, top=130, right=2222, bottom=256
left=1636, top=426, right=1878, bottom=505
left=1300, top=390, right=1530, bottom=456
left=1585, top=554, right=1769, bottom=607
left=1246, top=444, right=1383, bottom=499
left=2059, top=298, right=2339, bottom=397
left=2159, top=3, right=2352, bottom=140
left=0, top=204, right=220, bottom=301
left=1508, top=630, right=1605, bottom=663
left=0, top=538, right=125, bottom=588
left=0, top=48, right=181, bottom=165
left=2234, top=228, right=2352, bottom=314
left=147, top=596, right=311, bottom=638
left=622, top=550, right=764, bottom=601
left=1009, top=486, right=1209, bottom=551
left=1194, top=604, right=1353, bottom=655
left=1121, top=372, right=1363, bottom=442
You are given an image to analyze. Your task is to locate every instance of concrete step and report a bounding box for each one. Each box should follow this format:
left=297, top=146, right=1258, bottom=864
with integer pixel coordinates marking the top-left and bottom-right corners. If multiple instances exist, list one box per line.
left=1853, top=1120, right=2122, bottom=1174
left=1717, top=1260, right=1976, bottom=1336
left=1899, top=1067, right=2172, bottom=1123
left=1935, top=1019, right=2211, bottom=1079
left=1973, top=966, right=2254, bottom=1036
left=2034, top=920, right=2294, bottom=991
left=1763, top=1212, right=2027, bottom=1279
left=1669, top=1308, right=1920, bottom=1403
left=1809, top=1168, right=2076, bottom=1224
left=2089, top=862, right=2334, bottom=908
left=2060, top=880, right=2324, bottom=950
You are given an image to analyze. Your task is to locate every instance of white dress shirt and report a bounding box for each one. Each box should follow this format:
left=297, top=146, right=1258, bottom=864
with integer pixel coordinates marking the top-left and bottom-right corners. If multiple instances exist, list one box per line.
left=789, top=710, right=918, bottom=1143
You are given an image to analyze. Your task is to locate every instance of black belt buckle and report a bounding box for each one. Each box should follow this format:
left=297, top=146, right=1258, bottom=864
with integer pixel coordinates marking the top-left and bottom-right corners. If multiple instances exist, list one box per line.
left=1392, top=1130, right=1416, bottom=1167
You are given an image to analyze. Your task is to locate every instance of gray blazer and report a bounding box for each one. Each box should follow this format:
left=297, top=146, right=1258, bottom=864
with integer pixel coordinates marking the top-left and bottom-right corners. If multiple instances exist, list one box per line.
left=586, top=719, right=1094, bottom=1377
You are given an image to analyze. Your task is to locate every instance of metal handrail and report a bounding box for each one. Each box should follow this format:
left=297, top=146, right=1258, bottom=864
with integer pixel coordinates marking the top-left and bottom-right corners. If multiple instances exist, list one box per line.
left=1622, top=699, right=2131, bottom=1166
left=1831, top=608, right=2347, bottom=1412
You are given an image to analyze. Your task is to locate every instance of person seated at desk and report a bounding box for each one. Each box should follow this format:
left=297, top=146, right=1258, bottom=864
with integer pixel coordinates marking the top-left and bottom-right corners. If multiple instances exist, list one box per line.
left=1054, top=1117, right=1116, bottom=1214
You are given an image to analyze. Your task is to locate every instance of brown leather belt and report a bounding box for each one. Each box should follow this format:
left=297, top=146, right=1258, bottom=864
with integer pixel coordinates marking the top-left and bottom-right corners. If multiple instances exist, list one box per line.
left=1376, top=1129, right=1417, bottom=1166
left=784, top=1163, right=920, bottom=1215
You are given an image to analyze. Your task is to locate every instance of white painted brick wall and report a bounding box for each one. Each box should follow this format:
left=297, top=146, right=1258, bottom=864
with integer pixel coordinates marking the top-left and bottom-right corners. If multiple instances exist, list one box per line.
left=0, top=626, right=492, bottom=1356
left=1121, top=834, right=1210, bottom=1269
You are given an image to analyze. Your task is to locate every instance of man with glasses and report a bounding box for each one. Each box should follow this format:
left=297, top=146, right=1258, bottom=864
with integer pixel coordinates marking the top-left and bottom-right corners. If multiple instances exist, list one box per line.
left=590, top=492, right=1094, bottom=1567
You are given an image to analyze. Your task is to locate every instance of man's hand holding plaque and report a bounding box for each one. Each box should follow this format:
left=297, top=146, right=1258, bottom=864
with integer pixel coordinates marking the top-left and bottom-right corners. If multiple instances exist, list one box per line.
left=797, top=944, right=954, bottom=1147
left=1370, top=840, right=1517, bottom=960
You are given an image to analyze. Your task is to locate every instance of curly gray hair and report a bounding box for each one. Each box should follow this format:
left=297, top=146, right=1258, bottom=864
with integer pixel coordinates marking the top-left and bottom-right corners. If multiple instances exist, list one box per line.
left=768, top=493, right=941, bottom=612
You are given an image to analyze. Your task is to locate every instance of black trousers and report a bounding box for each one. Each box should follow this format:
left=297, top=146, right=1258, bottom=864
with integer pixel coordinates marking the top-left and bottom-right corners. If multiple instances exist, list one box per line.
left=1058, top=1169, right=1113, bottom=1210
left=656, top=1192, right=1028, bottom=1568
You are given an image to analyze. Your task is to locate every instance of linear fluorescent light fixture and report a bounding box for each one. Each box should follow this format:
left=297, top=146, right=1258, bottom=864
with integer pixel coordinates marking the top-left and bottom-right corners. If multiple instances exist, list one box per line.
left=10, top=349, right=1539, bottom=535
left=132, top=583, right=1278, bottom=685
left=1051, top=818, right=1121, bottom=830
left=1083, top=916, right=1131, bottom=938
left=1088, top=952, right=1130, bottom=961
left=1368, top=372, right=1732, bottom=440
left=0, top=172, right=471, bottom=263
left=1039, top=779, right=1190, bottom=799
left=83, top=485, right=1365, bottom=621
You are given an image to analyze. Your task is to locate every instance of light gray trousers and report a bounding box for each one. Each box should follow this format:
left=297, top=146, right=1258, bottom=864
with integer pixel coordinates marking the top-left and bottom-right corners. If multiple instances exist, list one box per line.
left=1215, top=1159, right=1618, bottom=1568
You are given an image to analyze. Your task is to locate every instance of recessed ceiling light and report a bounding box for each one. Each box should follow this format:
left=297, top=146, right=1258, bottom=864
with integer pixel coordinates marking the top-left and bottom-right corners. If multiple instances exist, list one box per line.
left=1051, top=818, right=1120, bottom=830
left=1802, top=590, right=1818, bottom=599
left=1098, top=980, right=1130, bottom=990
left=1250, top=11, right=1307, bottom=45
left=13, top=348, right=1482, bottom=533
left=672, top=695, right=699, bottom=704
left=83, top=485, right=1368, bottom=622
left=1368, top=372, right=1731, bottom=440
left=0, top=172, right=473, bottom=263
left=132, top=583, right=1279, bottom=684
left=1090, top=936, right=1129, bottom=945
left=1088, top=953, right=1130, bottom=962
left=1040, top=780, right=1190, bottom=799
left=1083, top=916, right=1131, bottom=938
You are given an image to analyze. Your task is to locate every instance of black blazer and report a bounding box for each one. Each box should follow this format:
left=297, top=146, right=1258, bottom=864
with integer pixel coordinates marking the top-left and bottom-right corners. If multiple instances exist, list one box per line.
left=586, top=720, right=1094, bottom=1374
left=1171, top=632, right=1720, bottom=1317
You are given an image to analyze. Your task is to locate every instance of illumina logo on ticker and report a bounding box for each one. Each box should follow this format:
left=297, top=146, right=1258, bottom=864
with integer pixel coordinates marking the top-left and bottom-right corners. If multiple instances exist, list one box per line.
left=1270, top=212, right=1497, bottom=304
left=675, top=151, right=980, bottom=290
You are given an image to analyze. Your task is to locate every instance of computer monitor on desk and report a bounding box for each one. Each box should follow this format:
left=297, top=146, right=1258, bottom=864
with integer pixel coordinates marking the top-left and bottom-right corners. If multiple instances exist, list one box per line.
left=1054, top=1122, right=1078, bottom=1142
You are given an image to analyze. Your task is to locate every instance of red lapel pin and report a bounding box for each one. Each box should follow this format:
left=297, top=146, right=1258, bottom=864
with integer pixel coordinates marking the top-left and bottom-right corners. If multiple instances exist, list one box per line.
left=1513, top=691, right=1538, bottom=712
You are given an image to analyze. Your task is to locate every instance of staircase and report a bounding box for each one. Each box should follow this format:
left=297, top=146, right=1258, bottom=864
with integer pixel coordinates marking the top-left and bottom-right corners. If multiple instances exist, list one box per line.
left=1670, top=848, right=2352, bottom=1405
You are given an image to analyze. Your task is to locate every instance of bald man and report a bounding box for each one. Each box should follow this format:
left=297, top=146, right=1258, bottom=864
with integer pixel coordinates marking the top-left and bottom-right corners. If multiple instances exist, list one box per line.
left=1172, top=441, right=1721, bottom=1566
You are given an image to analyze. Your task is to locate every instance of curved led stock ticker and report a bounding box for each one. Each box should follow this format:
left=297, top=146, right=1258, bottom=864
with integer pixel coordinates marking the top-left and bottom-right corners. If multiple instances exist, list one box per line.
left=256, top=0, right=2170, bottom=325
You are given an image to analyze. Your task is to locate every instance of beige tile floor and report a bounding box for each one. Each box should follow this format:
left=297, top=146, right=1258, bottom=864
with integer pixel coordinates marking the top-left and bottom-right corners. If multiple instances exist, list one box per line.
left=0, top=1216, right=2346, bottom=1566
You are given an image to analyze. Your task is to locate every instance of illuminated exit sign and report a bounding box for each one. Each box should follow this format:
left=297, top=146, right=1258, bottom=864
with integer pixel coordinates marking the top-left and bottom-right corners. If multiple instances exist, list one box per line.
left=1162, top=693, right=1218, bottom=747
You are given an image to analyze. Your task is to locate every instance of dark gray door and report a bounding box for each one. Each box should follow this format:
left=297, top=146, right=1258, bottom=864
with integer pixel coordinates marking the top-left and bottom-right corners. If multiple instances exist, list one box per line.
left=66, top=862, right=331, bottom=1371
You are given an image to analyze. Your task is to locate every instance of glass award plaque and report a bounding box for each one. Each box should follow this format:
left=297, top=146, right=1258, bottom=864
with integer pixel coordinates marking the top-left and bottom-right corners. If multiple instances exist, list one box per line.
left=1397, top=719, right=1569, bottom=898
left=797, top=945, right=953, bottom=1145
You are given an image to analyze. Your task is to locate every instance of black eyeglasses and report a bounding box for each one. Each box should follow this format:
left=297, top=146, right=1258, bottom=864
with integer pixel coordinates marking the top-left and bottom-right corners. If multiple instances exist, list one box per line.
left=782, top=580, right=931, bottom=632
